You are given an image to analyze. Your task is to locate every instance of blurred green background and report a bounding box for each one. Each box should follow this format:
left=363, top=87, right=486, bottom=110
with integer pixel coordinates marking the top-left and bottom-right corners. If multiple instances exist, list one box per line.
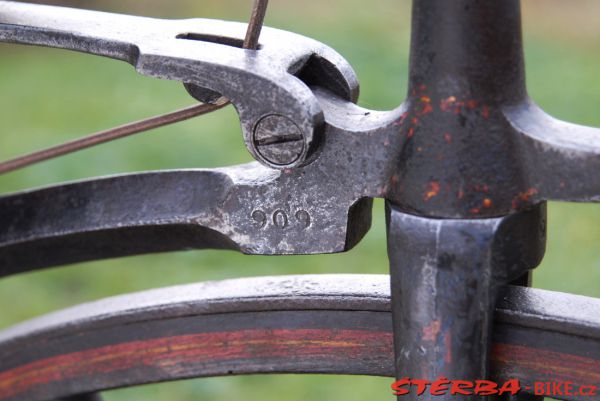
left=0, top=0, right=599, bottom=400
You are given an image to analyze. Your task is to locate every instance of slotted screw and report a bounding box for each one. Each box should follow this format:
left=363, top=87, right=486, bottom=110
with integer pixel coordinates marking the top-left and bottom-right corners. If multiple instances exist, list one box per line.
left=252, top=114, right=305, bottom=166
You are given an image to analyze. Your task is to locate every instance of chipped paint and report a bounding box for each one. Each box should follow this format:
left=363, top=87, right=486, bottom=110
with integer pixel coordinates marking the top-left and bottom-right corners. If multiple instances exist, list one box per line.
left=444, top=331, right=452, bottom=364
left=512, top=188, right=539, bottom=209
left=424, top=181, right=441, bottom=201
left=422, top=320, right=442, bottom=341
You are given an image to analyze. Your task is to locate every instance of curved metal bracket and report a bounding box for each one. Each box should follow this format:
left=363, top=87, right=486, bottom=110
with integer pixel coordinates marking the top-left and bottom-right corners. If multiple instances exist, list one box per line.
left=0, top=1, right=359, bottom=168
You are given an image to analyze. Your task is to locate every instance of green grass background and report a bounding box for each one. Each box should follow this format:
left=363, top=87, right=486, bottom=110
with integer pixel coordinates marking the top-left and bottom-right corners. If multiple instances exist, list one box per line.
left=0, top=0, right=598, bottom=400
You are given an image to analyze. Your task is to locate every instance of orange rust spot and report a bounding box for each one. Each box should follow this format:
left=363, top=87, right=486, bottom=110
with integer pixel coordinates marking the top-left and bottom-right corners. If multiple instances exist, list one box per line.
left=424, top=181, right=440, bottom=201
left=467, top=99, right=477, bottom=109
left=419, top=84, right=427, bottom=91
left=443, top=132, right=452, bottom=144
left=440, top=96, right=457, bottom=112
left=482, top=105, right=490, bottom=119
left=512, top=188, right=539, bottom=209
left=525, top=187, right=540, bottom=198
left=422, top=320, right=441, bottom=342
left=411, top=117, right=419, bottom=125
left=407, top=127, right=415, bottom=138
left=444, top=332, right=452, bottom=364
left=395, top=112, right=409, bottom=126
left=420, top=103, right=434, bottom=115
left=470, top=207, right=481, bottom=214
left=420, top=96, right=431, bottom=103
left=483, top=198, right=493, bottom=208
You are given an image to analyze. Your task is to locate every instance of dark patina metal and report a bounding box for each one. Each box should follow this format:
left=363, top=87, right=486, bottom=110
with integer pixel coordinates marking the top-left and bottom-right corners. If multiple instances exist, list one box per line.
left=0, top=276, right=598, bottom=401
left=0, top=1, right=599, bottom=400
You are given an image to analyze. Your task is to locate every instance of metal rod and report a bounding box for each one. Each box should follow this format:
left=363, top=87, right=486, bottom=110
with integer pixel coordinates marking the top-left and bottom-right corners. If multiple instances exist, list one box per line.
left=0, top=0, right=270, bottom=175
left=244, top=0, right=269, bottom=50
left=0, top=100, right=228, bottom=175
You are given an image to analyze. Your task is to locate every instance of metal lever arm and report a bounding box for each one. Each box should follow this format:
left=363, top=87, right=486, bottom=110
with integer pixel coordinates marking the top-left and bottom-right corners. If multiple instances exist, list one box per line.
left=505, top=100, right=600, bottom=204
left=0, top=84, right=410, bottom=275
left=0, top=1, right=359, bottom=168
left=0, top=2, right=379, bottom=275
left=0, top=161, right=377, bottom=276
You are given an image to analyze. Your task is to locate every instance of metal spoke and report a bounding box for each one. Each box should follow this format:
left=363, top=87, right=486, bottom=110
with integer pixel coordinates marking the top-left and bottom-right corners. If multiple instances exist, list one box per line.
left=244, top=0, right=269, bottom=50
left=0, top=0, right=269, bottom=175
left=0, top=100, right=229, bottom=175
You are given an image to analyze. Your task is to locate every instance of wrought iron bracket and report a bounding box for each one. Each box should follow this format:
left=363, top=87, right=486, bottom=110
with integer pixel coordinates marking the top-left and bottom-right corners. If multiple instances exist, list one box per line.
left=0, top=1, right=599, bottom=400
left=0, top=1, right=599, bottom=270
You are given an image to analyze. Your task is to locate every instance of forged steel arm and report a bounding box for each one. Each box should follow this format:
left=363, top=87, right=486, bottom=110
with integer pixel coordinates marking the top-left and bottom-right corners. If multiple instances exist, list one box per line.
left=2, top=0, right=600, bottom=276
left=0, top=87, right=407, bottom=274
left=0, top=275, right=597, bottom=401
left=0, top=2, right=382, bottom=274
left=505, top=100, right=600, bottom=203
left=0, top=162, right=375, bottom=275
left=0, top=0, right=358, bottom=169
left=1, top=2, right=600, bottom=400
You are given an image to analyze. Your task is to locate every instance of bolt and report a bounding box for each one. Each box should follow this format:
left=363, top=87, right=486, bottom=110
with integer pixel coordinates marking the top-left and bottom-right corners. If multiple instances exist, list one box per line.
left=253, top=114, right=305, bottom=166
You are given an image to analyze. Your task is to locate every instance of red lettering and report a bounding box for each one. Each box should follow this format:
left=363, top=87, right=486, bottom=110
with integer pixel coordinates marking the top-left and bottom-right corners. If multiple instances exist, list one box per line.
left=498, top=379, right=521, bottom=396
left=580, top=385, right=597, bottom=397
left=391, top=377, right=411, bottom=396
left=413, top=379, right=430, bottom=396
left=450, top=380, right=474, bottom=395
left=430, top=377, right=450, bottom=396
left=475, top=380, right=499, bottom=396
left=552, top=382, right=564, bottom=396
left=534, top=382, right=546, bottom=396
left=564, top=382, right=574, bottom=396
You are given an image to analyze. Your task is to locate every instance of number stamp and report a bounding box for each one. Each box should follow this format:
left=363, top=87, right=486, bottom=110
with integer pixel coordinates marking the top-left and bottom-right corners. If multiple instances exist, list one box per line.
left=251, top=209, right=311, bottom=229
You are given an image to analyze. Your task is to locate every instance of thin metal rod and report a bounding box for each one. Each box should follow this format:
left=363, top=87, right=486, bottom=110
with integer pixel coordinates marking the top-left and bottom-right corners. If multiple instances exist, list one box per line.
left=0, top=100, right=229, bottom=175
left=0, top=0, right=270, bottom=175
left=244, top=0, right=269, bottom=50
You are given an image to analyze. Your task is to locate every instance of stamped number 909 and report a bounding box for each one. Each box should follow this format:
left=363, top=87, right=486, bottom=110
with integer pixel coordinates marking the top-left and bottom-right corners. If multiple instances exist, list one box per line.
left=251, top=209, right=311, bottom=229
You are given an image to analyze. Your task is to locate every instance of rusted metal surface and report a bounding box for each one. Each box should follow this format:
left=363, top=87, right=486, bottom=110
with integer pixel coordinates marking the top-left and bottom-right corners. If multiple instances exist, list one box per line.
left=0, top=1, right=599, bottom=400
left=386, top=203, right=547, bottom=400
left=0, top=0, right=598, bottom=265
left=0, top=276, right=597, bottom=401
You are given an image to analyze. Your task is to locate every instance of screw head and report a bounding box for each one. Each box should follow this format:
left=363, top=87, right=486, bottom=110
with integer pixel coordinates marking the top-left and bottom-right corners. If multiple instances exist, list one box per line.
left=253, top=114, right=305, bottom=166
